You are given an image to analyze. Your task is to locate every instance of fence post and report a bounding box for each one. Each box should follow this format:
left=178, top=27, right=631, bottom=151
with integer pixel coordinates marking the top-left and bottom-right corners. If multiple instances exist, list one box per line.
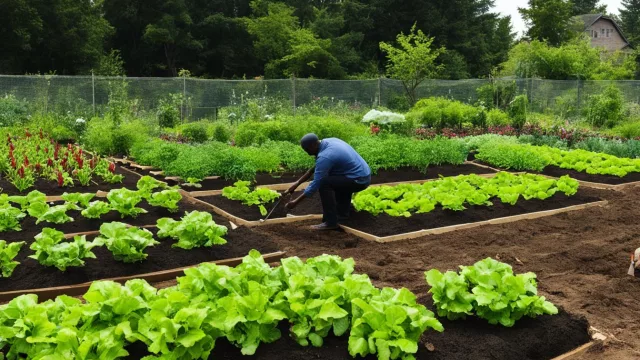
left=181, top=74, right=186, bottom=122
left=92, top=71, right=96, bottom=115
left=377, top=77, right=382, bottom=107
left=292, top=74, right=297, bottom=117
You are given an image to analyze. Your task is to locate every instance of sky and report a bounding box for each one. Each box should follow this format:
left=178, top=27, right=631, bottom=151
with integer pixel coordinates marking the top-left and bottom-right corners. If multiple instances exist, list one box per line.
left=493, top=0, right=624, bottom=36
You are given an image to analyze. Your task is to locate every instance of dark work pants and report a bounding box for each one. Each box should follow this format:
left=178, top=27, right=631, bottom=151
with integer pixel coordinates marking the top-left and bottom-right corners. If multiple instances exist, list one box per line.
left=318, top=176, right=369, bottom=226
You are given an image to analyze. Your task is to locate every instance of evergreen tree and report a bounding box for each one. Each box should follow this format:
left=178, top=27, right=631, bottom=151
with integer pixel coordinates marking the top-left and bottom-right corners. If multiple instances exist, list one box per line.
left=520, top=0, right=575, bottom=46
left=620, top=0, right=640, bottom=46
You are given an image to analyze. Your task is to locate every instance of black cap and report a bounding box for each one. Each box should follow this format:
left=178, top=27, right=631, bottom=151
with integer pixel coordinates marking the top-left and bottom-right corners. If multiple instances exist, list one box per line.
left=300, top=133, right=319, bottom=150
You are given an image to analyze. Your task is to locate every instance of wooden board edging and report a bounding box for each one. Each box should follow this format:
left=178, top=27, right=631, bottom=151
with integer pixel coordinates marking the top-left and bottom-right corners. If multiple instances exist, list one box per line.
left=0, top=252, right=286, bottom=303
left=551, top=341, right=599, bottom=360
left=341, top=200, right=608, bottom=243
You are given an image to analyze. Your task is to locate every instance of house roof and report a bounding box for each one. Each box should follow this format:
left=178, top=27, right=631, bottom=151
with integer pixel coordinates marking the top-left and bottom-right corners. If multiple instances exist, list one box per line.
left=574, top=13, right=634, bottom=49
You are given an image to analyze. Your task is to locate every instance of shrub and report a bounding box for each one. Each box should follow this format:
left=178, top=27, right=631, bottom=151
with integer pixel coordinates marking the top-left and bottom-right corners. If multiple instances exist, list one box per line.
left=0, top=95, right=28, bottom=127
left=386, top=94, right=411, bottom=112
left=486, top=109, right=511, bottom=127
left=181, top=123, right=209, bottom=143
left=83, top=118, right=153, bottom=156
left=509, top=95, right=528, bottom=130
left=157, top=94, right=182, bottom=128
left=407, top=97, right=482, bottom=128
left=50, top=125, right=77, bottom=143
left=210, top=123, right=232, bottom=143
left=611, top=121, right=640, bottom=139
left=585, top=85, right=624, bottom=128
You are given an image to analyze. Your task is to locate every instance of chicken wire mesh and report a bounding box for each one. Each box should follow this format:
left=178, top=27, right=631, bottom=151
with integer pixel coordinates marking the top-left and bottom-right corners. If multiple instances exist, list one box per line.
left=0, top=75, right=638, bottom=121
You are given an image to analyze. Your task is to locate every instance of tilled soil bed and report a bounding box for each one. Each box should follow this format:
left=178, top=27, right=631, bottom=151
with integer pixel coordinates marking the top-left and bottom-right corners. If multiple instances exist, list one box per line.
left=342, top=190, right=602, bottom=237
left=251, top=185, right=639, bottom=359
left=199, top=190, right=322, bottom=221
left=1, top=198, right=234, bottom=243
left=0, top=212, right=278, bottom=292
left=473, top=160, right=640, bottom=185
left=0, top=166, right=140, bottom=196
left=123, top=310, right=589, bottom=360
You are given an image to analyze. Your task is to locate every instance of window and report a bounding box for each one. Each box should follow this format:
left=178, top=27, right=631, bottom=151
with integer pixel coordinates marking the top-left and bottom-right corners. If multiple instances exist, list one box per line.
left=601, top=28, right=605, bottom=35
left=594, top=31, right=598, bottom=38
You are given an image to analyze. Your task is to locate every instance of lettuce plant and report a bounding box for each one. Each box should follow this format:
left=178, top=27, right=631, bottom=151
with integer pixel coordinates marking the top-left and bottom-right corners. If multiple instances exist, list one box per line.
left=147, top=189, right=182, bottom=213
left=35, top=204, right=75, bottom=225
left=96, top=222, right=159, bottom=263
left=107, top=188, right=148, bottom=218
left=0, top=204, right=26, bottom=232
left=349, top=288, right=444, bottom=360
left=29, top=228, right=101, bottom=271
left=156, top=211, right=227, bottom=249
left=425, top=258, right=558, bottom=327
left=221, top=181, right=280, bottom=216
left=61, top=192, right=96, bottom=208
left=81, top=200, right=113, bottom=219
left=0, top=240, right=25, bottom=277
left=136, top=175, right=168, bottom=198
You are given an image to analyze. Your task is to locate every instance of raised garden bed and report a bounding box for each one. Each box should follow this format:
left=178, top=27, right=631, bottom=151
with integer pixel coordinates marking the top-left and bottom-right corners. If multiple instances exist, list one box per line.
left=198, top=190, right=322, bottom=222
left=0, top=207, right=278, bottom=292
left=123, top=308, right=589, bottom=360
left=0, top=166, right=140, bottom=195
left=473, top=160, right=640, bottom=188
left=341, top=190, right=603, bottom=238
left=0, top=197, right=221, bottom=243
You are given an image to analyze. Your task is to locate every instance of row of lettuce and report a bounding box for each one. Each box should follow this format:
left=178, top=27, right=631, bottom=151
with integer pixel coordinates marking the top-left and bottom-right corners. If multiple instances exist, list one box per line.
left=128, top=134, right=640, bottom=185
left=0, top=251, right=558, bottom=360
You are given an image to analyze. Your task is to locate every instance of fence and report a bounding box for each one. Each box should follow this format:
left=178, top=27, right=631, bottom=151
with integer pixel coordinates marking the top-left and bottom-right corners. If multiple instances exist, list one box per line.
left=0, top=75, right=639, bottom=120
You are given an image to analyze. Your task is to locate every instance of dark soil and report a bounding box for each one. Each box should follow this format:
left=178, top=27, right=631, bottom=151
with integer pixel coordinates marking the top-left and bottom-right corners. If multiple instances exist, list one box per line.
left=541, top=165, right=640, bottom=185
left=123, top=309, right=588, bottom=360
left=200, top=191, right=323, bottom=221
left=253, top=185, right=640, bottom=359
left=0, top=167, right=140, bottom=196
left=0, top=209, right=278, bottom=291
left=342, top=191, right=601, bottom=237
left=1, top=199, right=226, bottom=244
left=370, top=164, right=495, bottom=185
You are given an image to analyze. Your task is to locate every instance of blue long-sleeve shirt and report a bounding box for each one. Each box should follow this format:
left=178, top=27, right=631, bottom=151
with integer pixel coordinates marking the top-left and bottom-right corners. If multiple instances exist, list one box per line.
left=304, top=138, right=371, bottom=197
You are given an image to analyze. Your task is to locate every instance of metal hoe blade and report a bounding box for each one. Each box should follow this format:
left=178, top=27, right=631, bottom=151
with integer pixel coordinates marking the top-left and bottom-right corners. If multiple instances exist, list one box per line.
left=261, top=195, right=287, bottom=222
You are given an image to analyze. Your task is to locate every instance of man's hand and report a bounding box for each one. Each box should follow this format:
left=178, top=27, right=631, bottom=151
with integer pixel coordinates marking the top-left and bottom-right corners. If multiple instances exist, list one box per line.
left=284, top=183, right=298, bottom=196
left=285, top=194, right=305, bottom=210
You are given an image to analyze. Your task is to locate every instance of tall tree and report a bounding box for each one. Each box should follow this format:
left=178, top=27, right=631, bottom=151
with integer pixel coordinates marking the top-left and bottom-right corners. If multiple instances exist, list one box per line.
left=620, top=0, right=640, bottom=46
left=519, top=0, right=574, bottom=46
left=0, top=0, right=42, bottom=73
left=571, top=0, right=606, bottom=15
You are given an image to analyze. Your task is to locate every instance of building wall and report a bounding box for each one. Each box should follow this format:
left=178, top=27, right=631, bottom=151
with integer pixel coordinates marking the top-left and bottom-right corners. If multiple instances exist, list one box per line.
left=586, top=19, right=630, bottom=52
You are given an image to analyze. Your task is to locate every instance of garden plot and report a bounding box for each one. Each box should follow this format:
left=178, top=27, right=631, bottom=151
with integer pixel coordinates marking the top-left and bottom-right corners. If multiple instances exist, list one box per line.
left=340, top=173, right=605, bottom=242
left=474, top=142, right=640, bottom=189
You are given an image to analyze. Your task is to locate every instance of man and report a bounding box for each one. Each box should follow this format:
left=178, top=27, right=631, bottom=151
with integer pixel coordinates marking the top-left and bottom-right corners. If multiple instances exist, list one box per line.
left=285, top=133, right=371, bottom=230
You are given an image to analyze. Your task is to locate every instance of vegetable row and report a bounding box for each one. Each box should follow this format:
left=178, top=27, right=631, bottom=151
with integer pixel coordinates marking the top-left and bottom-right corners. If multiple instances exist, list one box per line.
left=0, top=251, right=558, bottom=360
left=129, top=136, right=469, bottom=183
left=476, top=140, right=640, bottom=177
left=353, top=172, right=580, bottom=217
left=0, top=176, right=182, bottom=234
left=1, top=129, right=123, bottom=192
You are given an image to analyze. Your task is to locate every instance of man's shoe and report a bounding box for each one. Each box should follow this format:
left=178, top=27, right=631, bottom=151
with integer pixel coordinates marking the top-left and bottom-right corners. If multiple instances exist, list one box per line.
left=310, top=222, right=340, bottom=231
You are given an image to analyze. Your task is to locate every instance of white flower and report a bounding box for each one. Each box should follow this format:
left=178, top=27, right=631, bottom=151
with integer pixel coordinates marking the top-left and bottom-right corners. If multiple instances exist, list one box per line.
left=245, top=91, right=249, bottom=95
left=228, top=113, right=237, bottom=118
left=75, top=118, right=86, bottom=124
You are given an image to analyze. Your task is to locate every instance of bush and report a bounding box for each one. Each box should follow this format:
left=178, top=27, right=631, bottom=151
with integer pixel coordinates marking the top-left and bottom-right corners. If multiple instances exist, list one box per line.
left=235, top=121, right=297, bottom=146
left=486, top=109, right=511, bottom=127
left=387, top=94, right=411, bottom=112
left=574, top=137, right=640, bottom=158
left=509, top=95, right=528, bottom=130
left=157, top=94, right=181, bottom=128
left=210, top=123, right=232, bottom=143
left=585, top=85, right=624, bottom=128
left=50, top=125, right=77, bottom=143
left=83, top=118, right=153, bottom=156
left=610, top=121, right=640, bottom=139
left=181, top=123, right=209, bottom=143
left=518, top=135, right=568, bottom=149
left=407, top=97, right=483, bottom=128
left=476, top=142, right=549, bottom=172
left=0, top=95, right=28, bottom=127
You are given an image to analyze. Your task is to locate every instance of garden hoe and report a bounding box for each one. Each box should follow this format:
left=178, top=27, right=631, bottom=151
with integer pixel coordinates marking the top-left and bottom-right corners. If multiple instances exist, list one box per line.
left=628, top=247, right=640, bottom=277
left=260, top=193, right=290, bottom=223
